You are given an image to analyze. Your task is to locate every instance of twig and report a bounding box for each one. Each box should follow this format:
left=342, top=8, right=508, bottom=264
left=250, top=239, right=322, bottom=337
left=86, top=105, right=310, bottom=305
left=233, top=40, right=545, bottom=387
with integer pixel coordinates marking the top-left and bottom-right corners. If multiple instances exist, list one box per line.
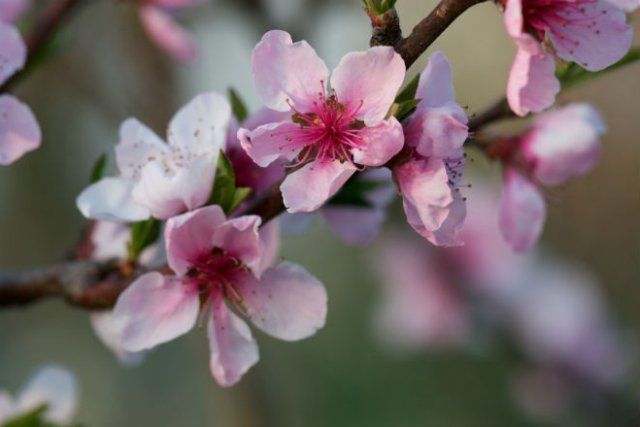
left=370, top=0, right=488, bottom=68
left=1, top=0, right=85, bottom=91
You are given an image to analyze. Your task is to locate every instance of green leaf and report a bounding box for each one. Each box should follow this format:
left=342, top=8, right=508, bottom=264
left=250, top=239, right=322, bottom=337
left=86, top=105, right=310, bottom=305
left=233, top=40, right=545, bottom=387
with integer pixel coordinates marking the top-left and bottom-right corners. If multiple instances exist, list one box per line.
left=128, top=218, right=161, bottom=260
left=89, top=154, right=108, bottom=183
left=363, top=0, right=397, bottom=14
left=3, top=405, right=48, bottom=427
left=229, top=187, right=252, bottom=214
left=394, top=74, right=420, bottom=104
left=209, top=151, right=236, bottom=213
left=228, top=88, right=249, bottom=123
left=558, top=47, right=640, bottom=89
left=390, top=98, right=422, bottom=122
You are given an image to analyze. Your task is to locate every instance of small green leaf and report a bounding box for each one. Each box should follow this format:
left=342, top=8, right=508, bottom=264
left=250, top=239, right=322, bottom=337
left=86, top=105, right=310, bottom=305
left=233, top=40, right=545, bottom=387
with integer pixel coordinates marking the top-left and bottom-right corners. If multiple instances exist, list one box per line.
left=229, top=187, right=252, bottom=214
left=395, top=74, right=420, bottom=104
left=89, top=154, right=108, bottom=183
left=228, top=88, right=249, bottom=123
left=128, top=218, right=161, bottom=260
left=363, top=0, right=397, bottom=14
left=390, top=98, right=422, bottom=122
left=558, top=47, right=640, bottom=89
left=209, top=151, right=237, bottom=213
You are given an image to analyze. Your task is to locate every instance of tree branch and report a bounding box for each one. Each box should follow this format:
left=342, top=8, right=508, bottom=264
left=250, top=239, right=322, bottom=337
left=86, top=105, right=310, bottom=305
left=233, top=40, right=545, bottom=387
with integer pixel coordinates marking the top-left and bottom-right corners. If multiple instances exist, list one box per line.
left=370, top=0, right=488, bottom=68
left=1, top=0, right=85, bottom=91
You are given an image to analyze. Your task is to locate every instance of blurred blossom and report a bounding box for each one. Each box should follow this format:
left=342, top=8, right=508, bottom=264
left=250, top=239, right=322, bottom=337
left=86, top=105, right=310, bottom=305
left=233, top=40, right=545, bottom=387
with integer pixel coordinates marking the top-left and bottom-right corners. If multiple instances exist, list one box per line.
left=394, top=51, right=468, bottom=247
left=113, top=206, right=327, bottom=387
left=0, top=0, right=30, bottom=24
left=76, top=92, right=230, bottom=222
left=0, top=23, right=41, bottom=166
left=239, top=30, right=405, bottom=213
left=501, top=0, right=633, bottom=115
left=138, top=0, right=202, bottom=64
left=0, top=365, right=78, bottom=424
left=497, top=103, right=604, bottom=252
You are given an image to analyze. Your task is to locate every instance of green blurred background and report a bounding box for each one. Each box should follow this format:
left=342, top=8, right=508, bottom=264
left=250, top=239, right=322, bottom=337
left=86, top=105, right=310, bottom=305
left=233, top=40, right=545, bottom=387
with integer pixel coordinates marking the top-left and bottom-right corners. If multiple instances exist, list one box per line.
left=0, top=0, right=638, bottom=425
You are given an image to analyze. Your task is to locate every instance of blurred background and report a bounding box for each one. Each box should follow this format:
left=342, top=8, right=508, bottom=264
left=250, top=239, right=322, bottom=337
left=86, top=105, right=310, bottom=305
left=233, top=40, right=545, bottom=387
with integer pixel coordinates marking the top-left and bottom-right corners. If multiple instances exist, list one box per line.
left=0, top=0, right=638, bottom=425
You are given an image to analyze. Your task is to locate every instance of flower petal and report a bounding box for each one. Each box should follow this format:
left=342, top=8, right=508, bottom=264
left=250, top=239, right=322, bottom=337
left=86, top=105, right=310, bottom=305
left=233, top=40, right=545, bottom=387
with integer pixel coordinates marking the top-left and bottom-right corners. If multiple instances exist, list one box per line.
left=0, top=23, right=25, bottom=86
left=0, top=94, right=41, bottom=165
left=498, top=168, right=546, bottom=252
left=322, top=206, right=386, bottom=246
left=131, top=154, right=215, bottom=220
left=252, top=30, right=329, bottom=112
left=281, top=159, right=357, bottom=213
left=113, top=272, right=200, bottom=352
left=507, top=35, right=560, bottom=116
left=138, top=4, right=197, bottom=64
left=547, top=0, right=632, bottom=72
left=90, top=310, right=146, bottom=366
left=257, top=219, right=281, bottom=275
left=165, top=205, right=227, bottom=275
left=115, top=118, right=168, bottom=178
left=16, top=365, right=77, bottom=424
left=238, top=120, right=306, bottom=167
left=167, top=91, right=230, bottom=158
left=403, top=102, right=468, bottom=158
left=237, top=262, right=327, bottom=341
left=76, top=177, right=150, bottom=222
left=415, top=51, right=457, bottom=109
left=211, top=215, right=264, bottom=275
left=330, top=46, right=405, bottom=125
left=0, top=0, right=31, bottom=24
left=351, top=117, right=404, bottom=167
left=603, top=0, right=639, bottom=11
left=208, top=297, right=259, bottom=387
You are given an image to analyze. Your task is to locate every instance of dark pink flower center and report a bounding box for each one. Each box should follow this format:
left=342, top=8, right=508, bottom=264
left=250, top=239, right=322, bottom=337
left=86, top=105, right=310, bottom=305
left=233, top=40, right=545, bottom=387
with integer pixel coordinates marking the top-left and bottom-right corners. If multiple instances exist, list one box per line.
left=285, top=84, right=367, bottom=165
left=187, top=248, right=247, bottom=308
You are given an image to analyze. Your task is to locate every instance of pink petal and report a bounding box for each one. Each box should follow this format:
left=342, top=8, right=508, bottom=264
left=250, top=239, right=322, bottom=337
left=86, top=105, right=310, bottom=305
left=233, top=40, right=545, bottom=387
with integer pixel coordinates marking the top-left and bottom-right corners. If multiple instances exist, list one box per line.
left=151, top=0, right=202, bottom=9
left=281, top=159, right=357, bottom=213
left=322, top=206, right=386, bottom=246
left=547, top=0, right=632, bottom=72
left=0, top=94, right=41, bottom=165
left=0, top=0, right=31, bottom=24
left=403, top=103, right=468, bottom=158
left=208, top=296, right=259, bottom=387
left=89, top=221, right=130, bottom=262
left=0, top=22, right=25, bottom=85
left=76, top=177, right=150, bottom=223
left=257, top=219, right=281, bottom=275
left=503, top=0, right=525, bottom=38
left=498, top=168, right=546, bottom=252
left=131, top=154, right=215, bottom=220
left=351, top=117, right=404, bottom=167
left=211, top=215, right=264, bottom=275
left=167, top=91, right=230, bottom=158
left=522, top=103, right=603, bottom=186
left=251, top=30, right=329, bottom=112
left=115, top=118, right=169, bottom=178
left=507, top=35, right=560, bottom=117
left=113, top=272, right=200, bottom=352
left=138, top=4, right=197, bottom=64
left=603, top=0, right=639, bottom=11
left=16, top=365, right=77, bottom=424
left=237, top=262, right=327, bottom=341
left=90, top=310, right=146, bottom=366
left=238, top=120, right=306, bottom=167
left=330, top=46, right=405, bottom=125
left=165, top=205, right=227, bottom=275
left=415, top=51, right=457, bottom=109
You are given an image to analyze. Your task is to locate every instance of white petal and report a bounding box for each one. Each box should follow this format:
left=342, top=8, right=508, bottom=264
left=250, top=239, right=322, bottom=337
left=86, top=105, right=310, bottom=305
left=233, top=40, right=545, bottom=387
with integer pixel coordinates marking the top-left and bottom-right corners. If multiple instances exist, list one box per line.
left=76, top=177, right=150, bottom=222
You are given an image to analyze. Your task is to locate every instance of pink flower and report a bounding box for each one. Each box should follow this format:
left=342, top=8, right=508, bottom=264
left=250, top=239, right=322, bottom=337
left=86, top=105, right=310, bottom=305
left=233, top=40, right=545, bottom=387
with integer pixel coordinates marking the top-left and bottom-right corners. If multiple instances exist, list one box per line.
left=113, top=205, right=327, bottom=387
left=238, top=30, right=405, bottom=213
left=521, top=103, right=603, bottom=186
left=0, top=0, right=30, bottom=24
left=498, top=104, right=603, bottom=252
left=393, top=52, right=469, bottom=247
left=0, top=365, right=77, bottom=425
left=503, top=0, right=633, bottom=116
left=138, top=0, right=201, bottom=64
left=0, top=22, right=41, bottom=166
left=77, top=92, right=230, bottom=222
left=373, top=234, right=469, bottom=352
left=282, top=168, right=396, bottom=246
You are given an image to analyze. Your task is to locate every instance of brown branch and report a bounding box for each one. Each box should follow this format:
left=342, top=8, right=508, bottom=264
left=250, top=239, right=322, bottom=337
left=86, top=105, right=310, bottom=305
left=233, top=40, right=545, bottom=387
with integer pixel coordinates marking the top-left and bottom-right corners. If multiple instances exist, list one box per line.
left=370, top=0, right=488, bottom=68
left=1, top=0, right=86, bottom=91
left=468, top=97, right=513, bottom=131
